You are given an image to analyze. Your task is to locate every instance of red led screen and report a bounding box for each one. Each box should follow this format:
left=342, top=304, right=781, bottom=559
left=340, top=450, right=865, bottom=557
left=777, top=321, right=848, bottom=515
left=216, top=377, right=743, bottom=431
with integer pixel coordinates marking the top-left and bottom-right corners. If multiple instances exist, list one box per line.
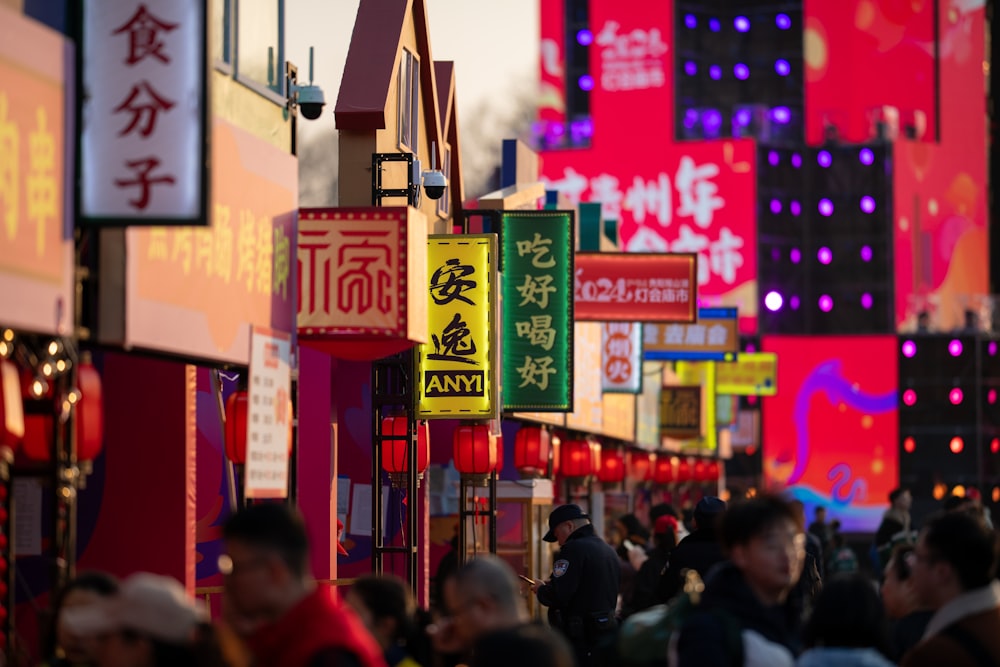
left=804, top=0, right=937, bottom=145
left=762, top=336, right=898, bottom=533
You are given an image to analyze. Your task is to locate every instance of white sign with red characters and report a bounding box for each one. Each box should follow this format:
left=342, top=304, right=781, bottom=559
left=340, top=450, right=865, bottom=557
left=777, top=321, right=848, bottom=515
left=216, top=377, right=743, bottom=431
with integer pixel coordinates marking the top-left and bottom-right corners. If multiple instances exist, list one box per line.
left=81, top=0, right=207, bottom=223
left=601, top=322, right=642, bottom=393
left=245, top=326, right=292, bottom=499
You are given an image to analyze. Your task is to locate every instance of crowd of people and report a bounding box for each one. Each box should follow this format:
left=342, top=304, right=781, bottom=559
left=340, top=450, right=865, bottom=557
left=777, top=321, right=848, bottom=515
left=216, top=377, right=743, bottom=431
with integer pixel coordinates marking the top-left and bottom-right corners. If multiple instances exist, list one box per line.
left=33, top=488, right=1000, bottom=667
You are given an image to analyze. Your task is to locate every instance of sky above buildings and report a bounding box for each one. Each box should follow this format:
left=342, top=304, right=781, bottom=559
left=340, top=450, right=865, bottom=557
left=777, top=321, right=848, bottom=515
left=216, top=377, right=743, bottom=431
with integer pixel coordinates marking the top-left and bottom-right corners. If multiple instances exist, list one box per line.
left=286, top=0, right=540, bottom=145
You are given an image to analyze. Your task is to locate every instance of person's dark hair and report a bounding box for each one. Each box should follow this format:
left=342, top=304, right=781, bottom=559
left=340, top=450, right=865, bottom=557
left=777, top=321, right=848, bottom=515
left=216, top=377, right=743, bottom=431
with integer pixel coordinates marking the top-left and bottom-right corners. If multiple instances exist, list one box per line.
left=921, top=511, right=999, bottom=590
left=617, top=513, right=650, bottom=544
left=888, top=487, right=907, bottom=504
left=470, top=622, right=575, bottom=667
left=350, top=574, right=416, bottom=643
left=886, top=544, right=916, bottom=582
left=803, top=574, right=892, bottom=657
left=649, top=502, right=680, bottom=525
left=942, top=494, right=973, bottom=512
left=43, top=570, right=120, bottom=660
left=222, top=502, right=310, bottom=578
left=719, top=495, right=799, bottom=551
left=125, top=622, right=235, bottom=667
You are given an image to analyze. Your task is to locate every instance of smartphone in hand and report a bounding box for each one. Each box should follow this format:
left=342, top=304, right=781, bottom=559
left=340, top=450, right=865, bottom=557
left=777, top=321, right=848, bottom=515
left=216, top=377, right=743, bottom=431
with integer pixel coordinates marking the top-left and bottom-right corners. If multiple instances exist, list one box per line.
left=518, top=574, right=537, bottom=586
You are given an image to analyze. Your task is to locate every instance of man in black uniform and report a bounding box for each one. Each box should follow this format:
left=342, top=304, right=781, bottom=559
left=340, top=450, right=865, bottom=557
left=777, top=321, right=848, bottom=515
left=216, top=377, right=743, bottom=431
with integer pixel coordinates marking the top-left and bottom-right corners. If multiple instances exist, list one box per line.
left=532, top=504, right=620, bottom=667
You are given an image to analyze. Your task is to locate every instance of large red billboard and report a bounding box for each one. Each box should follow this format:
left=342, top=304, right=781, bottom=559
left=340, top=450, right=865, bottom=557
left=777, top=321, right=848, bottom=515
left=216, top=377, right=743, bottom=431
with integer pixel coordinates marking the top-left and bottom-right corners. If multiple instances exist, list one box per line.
left=540, top=0, right=758, bottom=333
left=762, top=336, right=899, bottom=533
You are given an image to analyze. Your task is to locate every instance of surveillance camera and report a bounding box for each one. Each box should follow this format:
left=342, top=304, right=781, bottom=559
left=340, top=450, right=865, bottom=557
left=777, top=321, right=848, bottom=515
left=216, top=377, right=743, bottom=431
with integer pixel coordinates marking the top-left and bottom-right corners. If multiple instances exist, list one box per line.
left=422, top=169, right=447, bottom=200
left=294, top=84, right=326, bottom=120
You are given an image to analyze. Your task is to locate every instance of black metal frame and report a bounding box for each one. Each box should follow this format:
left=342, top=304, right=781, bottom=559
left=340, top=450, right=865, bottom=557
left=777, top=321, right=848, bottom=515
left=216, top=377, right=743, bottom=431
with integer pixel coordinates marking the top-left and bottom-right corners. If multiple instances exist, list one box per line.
left=457, top=470, right=498, bottom=566
left=372, top=152, right=416, bottom=207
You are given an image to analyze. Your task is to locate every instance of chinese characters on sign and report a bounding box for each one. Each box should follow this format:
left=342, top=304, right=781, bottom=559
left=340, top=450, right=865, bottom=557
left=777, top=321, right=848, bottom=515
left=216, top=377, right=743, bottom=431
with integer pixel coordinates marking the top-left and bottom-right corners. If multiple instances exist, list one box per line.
left=82, top=0, right=207, bottom=223
left=0, top=6, right=73, bottom=336
left=500, top=211, right=574, bottom=411
left=595, top=19, right=668, bottom=92
left=566, top=322, right=604, bottom=433
left=716, top=353, right=777, bottom=396
left=574, top=252, right=697, bottom=322
left=244, top=327, right=292, bottom=499
left=601, top=322, right=642, bottom=393
left=660, top=386, right=701, bottom=440
left=297, top=207, right=428, bottom=360
left=418, top=236, right=497, bottom=419
left=644, top=307, right=739, bottom=361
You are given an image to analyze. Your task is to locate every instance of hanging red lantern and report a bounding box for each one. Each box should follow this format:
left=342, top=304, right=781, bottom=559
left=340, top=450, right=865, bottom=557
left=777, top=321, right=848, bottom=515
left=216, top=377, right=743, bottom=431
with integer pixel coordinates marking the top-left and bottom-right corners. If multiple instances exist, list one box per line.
left=693, top=459, right=709, bottom=482
left=493, top=432, right=504, bottom=474
left=0, top=359, right=24, bottom=449
left=20, top=414, right=51, bottom=462
left=706, top=460, right=721, bottom=482
left=225, top=390, right=293, bottom=464
left=597, top=448, right=625, bottom=484
left=75, top=358, right=104, bottom=462
left=514, top=426, right=550, bottom=477
left=381, top=416, right=430, bottom=485
left=676, top=457, right=693, bottom=483
left=628, top=450, right=654, bottom=481
left=652, top=454, right=676, bottom=485
left=453, top=423, right=496, bottom=483
left=560, top=439, right=593, bottom=478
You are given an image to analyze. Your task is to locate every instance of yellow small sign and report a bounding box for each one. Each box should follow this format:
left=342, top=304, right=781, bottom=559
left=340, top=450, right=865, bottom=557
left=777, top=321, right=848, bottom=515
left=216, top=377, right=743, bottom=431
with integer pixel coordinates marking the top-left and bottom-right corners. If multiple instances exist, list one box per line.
left=716, top=353, right=778, bottom=396
left=417, top=235, right=497, bottom=418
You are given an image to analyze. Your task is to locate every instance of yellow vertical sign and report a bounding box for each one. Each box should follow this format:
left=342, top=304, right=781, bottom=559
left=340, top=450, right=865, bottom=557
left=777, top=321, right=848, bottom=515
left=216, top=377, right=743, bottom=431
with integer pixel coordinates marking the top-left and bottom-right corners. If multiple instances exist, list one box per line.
left=417, top=235, right=497, bottom=418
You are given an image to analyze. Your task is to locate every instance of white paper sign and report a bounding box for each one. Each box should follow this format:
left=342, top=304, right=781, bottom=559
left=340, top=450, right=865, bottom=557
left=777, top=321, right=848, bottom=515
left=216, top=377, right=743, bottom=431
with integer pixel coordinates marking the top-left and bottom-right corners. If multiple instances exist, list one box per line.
left=81, top=0, right=206, bottom=222
left=601, top=322, right=643, bottom=393
left=13, top=478, right=42, bottom=556
left=244, top=327, right=292, bottom=499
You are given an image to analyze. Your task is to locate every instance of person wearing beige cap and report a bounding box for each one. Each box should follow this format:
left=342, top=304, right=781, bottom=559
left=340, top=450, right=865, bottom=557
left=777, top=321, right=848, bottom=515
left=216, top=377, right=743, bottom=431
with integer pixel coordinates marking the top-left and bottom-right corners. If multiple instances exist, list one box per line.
left=60, top=571, right=230, bottom=667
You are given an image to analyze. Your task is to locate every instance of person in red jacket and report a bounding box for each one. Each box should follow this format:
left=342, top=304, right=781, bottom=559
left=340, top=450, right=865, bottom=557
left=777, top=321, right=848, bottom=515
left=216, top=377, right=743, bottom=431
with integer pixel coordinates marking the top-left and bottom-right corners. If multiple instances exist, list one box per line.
left=220, top=503, right=386, bottom=667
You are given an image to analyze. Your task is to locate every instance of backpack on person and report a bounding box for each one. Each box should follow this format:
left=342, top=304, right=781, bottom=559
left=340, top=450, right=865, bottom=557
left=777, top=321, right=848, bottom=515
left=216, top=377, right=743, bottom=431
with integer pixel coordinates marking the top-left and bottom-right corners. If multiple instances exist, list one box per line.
left=615, top=570, right=743, bottom=667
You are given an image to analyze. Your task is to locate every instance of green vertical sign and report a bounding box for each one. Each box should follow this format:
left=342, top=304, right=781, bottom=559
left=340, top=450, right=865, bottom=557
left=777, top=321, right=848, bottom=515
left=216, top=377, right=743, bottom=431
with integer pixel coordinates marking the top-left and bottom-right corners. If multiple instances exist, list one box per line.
left=500, top=211, right=574, bottom=411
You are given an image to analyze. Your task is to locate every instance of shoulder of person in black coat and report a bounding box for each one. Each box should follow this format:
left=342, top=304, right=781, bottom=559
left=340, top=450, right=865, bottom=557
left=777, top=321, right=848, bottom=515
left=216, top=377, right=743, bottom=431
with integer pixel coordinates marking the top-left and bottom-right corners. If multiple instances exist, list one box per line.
left=306, top=648, right=365, bottom=667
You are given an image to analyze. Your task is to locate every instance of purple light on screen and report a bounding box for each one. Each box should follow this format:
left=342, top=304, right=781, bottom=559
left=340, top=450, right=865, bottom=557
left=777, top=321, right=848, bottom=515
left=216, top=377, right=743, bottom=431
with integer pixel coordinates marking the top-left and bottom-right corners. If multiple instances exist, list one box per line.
left=683, top=109, right=699, bottom=129
left=769, top=199, right=782, bottom=214
left=818, top=199, right=834, bottom=216
left=817, top=150, right=832, bottom=168
left=684, top=61, right=697, bottom=76
left=702, top=109, right=722, bottom=131
left=818, top=295, right=834, bottom=312
left=861, top=293, right=873, bottom=309
left=860, top=196, right=876, bottom=213
left=949, top=339, right=963, bottom=357
left=709, top=18, right=721, bottom=32
left=771, top=248, right=781, bottom=261
left=902, top=389, right=917, bottom=406
left=734, top=108, right=752, bottom=127
left=768, top=150, right=779, bottom=166
left=684, top=14, right=697, bottom=29
left=709, top=65, right=722, bottom=80
left=549, top=122, right=565, bottom=137
left=950, top=388, right=964, bottom=405
left=790, top=201, right=802, bottom=216
left=764, top=291, right=784, bottom=312
left=578, top=74, right=594, bottom=91
left=771, top=106, right=791, bottom=124
left=990, top=389, right=998, bottom=404
left=790, top=296, right=801, bottom=310
left=746, top=343, right=757, bottom=353
left=790, top=248, right=801, bottom=264
left=859, top=148, right=875, bottom=165
left=901, top=340, right=917, bottom=357
left=990, top=341, right=998, bottom=356
left=734, top=16, right=750, bottom=32
left=576, top=29, right=593, bottom=46
left=791, top=153, right=802, bottom=168
left=776, top=13, right=792, bottom=29
left=860, top=245, right=873, bottom=262
left=817, top=247, right=832, bottom=264
left=775, top=59, right=791, bottom=76
left=734, top=64, right=750, bottom=80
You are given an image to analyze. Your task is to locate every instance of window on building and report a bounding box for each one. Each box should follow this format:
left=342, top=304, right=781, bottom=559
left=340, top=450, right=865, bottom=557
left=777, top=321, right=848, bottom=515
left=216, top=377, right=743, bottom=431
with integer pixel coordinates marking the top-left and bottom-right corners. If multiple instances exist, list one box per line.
left=398, top=48, right=420, bottom=153
left=211, top=0, right=233, bottom=69
left=436, top=144, right=452, bottom=218
left=236, top=0, right=284, bottom=98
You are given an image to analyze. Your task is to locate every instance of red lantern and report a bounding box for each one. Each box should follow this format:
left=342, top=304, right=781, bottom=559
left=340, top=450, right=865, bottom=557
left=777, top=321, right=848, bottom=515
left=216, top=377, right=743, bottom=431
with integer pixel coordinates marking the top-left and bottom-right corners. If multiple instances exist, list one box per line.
left=706, top=460, right=721, bottom=482
left=21, top=414, right=52, bottom=462
left=676, top=457, right=693, bottom=483
left=493, top=432, right=504, bottom=474
left=75, top=358, right=104, bottom=462
left=380, top=417, right=430, bottom=479
left=693, top=459, right=708, bottom=482
left=652, top=454, right=676, bottom=485
left=225, top=390, right=293, bottom=464
left=597, top=448, right=625, bottom=484
left=628, top=450, right=654, bottom=481
left=550, top=436, right=561, bottom=476
left=0, top=359, right=24, bottom=448
left=453, top=423, right=496, bottom=481
left=560, top=439, right=593, bottom=478
left=514, top=426, right=550, bottom=477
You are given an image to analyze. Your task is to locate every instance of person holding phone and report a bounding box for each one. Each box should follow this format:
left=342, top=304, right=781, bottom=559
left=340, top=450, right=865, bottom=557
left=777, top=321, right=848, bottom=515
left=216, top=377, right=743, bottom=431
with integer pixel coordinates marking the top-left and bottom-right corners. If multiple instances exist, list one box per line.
left=533, top=504, right=621, bottom=667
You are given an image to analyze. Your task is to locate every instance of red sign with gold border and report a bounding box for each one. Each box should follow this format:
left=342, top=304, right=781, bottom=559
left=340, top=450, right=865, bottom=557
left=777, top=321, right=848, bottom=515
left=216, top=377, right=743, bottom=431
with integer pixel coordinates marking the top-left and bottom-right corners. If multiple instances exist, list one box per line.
left=574, top=253, right=697, bottom=322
